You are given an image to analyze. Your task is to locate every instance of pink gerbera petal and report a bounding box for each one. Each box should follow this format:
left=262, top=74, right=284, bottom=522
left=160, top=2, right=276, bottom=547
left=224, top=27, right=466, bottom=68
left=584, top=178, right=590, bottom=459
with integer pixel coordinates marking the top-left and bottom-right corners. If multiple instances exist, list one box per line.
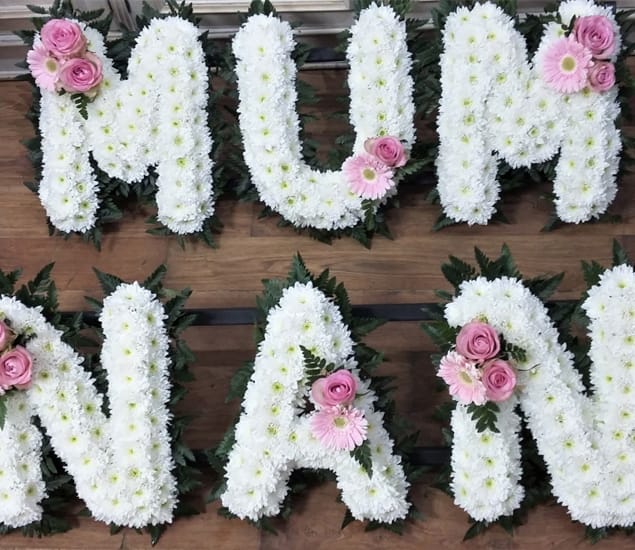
left=310, top=405, right=368, bottom=451
left=27, top=43, right=60, bottom=92
left=343, top=153, right=395, bottom=200
left=438, top=351, right=487, bottom=405
left=541, top=37, right=592, bottom=94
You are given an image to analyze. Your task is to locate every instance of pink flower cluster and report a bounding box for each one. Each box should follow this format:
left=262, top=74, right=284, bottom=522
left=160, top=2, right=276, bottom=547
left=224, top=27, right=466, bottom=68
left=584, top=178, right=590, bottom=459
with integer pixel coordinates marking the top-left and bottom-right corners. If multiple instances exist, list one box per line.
left=27, top=19, right=103, bottom=97
left=309, top=370, right=368, bottom=451
left=342, top=136, right=407, bottom=200
left=0, top=320, right=33, bottom=395
left=542, top=15, right=617, bottom=94
left=437, top=321, right=516, bottom=405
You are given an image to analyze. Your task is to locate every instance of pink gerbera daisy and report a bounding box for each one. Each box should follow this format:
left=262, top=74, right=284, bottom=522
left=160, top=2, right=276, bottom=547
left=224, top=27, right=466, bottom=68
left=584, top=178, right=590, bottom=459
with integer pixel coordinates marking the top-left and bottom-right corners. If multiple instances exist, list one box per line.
left=342, top=153, right=394, bottom=200
left=310, top=405, right=368, bottom=451
left=438, top=351, right=487, bottom=405
left=27, top=43, right=60, bottom=92
left=541, top=37, right=592, bottom=94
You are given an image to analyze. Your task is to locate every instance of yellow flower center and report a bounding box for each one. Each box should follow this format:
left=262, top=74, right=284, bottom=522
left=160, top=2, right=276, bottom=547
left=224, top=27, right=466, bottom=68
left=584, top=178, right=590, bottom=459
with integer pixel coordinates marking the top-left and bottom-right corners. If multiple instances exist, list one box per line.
left=362, top=168, right=376, bottom=181
left=45, top=58, right=58, bottom=73
left=560, top=55, right=576, bottom=73
left=459, top=370, right=474, bottom=385
left=333, top=417, right=348, bottom=428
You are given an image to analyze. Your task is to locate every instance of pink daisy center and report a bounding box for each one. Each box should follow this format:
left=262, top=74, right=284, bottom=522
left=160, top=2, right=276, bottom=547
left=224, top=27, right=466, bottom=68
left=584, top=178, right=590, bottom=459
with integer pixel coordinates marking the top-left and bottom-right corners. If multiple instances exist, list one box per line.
left=458, top=370, right=475, bottom=385
left=560, top=55, right=577, bottom=73
left=45, top=58, right=59, bottom=74
left=333, top=416, right=348, bottom=428
left=362, top=167, right=377, bottom=181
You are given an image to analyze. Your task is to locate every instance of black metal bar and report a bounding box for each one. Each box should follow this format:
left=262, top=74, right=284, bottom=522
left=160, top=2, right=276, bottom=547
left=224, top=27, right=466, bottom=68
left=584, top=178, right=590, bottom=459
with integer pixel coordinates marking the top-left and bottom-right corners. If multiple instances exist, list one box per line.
left=410, top=446, right=451, bottom=466
left=79, top=303, right=438, bottom=325
left=78, top=301, right=576, bottom=326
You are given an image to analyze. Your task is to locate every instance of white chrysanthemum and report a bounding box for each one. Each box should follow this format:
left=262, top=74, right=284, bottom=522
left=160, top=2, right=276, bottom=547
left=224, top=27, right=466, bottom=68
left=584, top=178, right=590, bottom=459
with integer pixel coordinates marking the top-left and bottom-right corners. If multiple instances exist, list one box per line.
left=37, top=17, right=215, bottom=234
left=0, top=283, right=176, bottom=528
left=221, top=282, right=409, bottom=523
left=445, top=265, right=635, bottom=527
left=436, top=0, right=621, bottom=225
left=232, top=5, right=415, bottom=230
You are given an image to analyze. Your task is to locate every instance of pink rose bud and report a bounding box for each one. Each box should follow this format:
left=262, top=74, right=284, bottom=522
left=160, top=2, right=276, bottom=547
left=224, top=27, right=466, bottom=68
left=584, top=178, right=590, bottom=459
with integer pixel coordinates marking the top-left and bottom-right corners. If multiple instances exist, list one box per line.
left=40, top=19, right=87, bottom=59
left=0, top=346, right=33, bottom=390
left=311, top=370, right=358, bottom=408
left=455, top=321, right=501, bottom=362
left=364, top=136, right=408, bottom=168
left=574, top=15, right=616, bottom=59
left=588, top=61, right=615, bottom=92
left=0, top=320, right=16, bottom=352
left=58, top=52, right=103, bottom=95
left=482, top=359, right=517, bottom=402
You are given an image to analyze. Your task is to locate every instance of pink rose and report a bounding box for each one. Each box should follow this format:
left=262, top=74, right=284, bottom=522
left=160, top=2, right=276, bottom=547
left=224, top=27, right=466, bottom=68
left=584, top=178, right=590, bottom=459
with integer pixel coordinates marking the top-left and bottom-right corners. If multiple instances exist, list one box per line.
left=574, top=15, right=616, bottom=59
left=0, top=321, right=15, bottom=352
left=0, top=346, right=33, bottom=390
left=588, top=61, right=615, bottom=92
left=364, top=136, right=407, bottom=168
left=455, top=321, right=500, bottom=362
left=40, top=19, right=87, bottom=59
left=482, top=359, right=516, bottom=402
left=58, top=52, right=103, bottom=95
left=311, top=370, right=357, bottom=408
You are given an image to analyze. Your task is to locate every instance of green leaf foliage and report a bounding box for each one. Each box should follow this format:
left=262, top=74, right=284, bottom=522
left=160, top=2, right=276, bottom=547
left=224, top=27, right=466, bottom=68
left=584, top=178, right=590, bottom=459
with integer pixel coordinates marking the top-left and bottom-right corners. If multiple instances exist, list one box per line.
left=301, top=346, right=337, bottom=385
left=350, top=440, right=373, bottom=478
left=613, top=239, right=632, bottom=267
left=504, top=342, right=527, bottom=364
left=0, top=397, right=7, bottom=430
left=92, top=267, right=124, bottom=296
left=581, top=259, right=605, bottom=290
left=440, top=254, right=478, bottom=293
left=466, top=402, right=501, bottom=434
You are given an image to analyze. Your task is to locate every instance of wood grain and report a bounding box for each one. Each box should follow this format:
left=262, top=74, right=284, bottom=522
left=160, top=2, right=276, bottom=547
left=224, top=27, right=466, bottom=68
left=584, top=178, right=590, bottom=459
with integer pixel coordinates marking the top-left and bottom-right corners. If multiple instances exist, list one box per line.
left=0, top=66, right=634, bottom=549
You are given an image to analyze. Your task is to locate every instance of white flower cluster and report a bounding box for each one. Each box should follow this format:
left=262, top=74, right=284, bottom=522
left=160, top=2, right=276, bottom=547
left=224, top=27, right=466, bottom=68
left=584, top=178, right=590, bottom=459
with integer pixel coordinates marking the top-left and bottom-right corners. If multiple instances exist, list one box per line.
left=0, top=390, right=45, bottom=527
left=38, top=30, right=100, bottom=232
left=437, top=0, right=621, bottom=225
left=444, top=268, right=635, bottom=527
left=38, top=18, right=215, bottom=234
left=232, top=5, right=415, bottom=230
left=0, top=283, right=176, bottom=528
left=450, top=399, right=523, bottom=522
left=221, top=282, right=409, bottom=522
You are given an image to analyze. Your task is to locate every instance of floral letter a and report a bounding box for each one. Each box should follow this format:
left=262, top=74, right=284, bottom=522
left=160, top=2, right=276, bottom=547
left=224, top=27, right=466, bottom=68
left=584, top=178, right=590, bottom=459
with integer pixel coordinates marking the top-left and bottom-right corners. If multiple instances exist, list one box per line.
left=220, top=280, right=410, bottom=523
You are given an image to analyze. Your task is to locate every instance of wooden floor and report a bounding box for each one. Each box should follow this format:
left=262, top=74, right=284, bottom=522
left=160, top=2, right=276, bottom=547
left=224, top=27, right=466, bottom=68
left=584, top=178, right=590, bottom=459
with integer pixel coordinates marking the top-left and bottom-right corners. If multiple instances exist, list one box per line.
left=1, top=70, right=635, bottom=549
